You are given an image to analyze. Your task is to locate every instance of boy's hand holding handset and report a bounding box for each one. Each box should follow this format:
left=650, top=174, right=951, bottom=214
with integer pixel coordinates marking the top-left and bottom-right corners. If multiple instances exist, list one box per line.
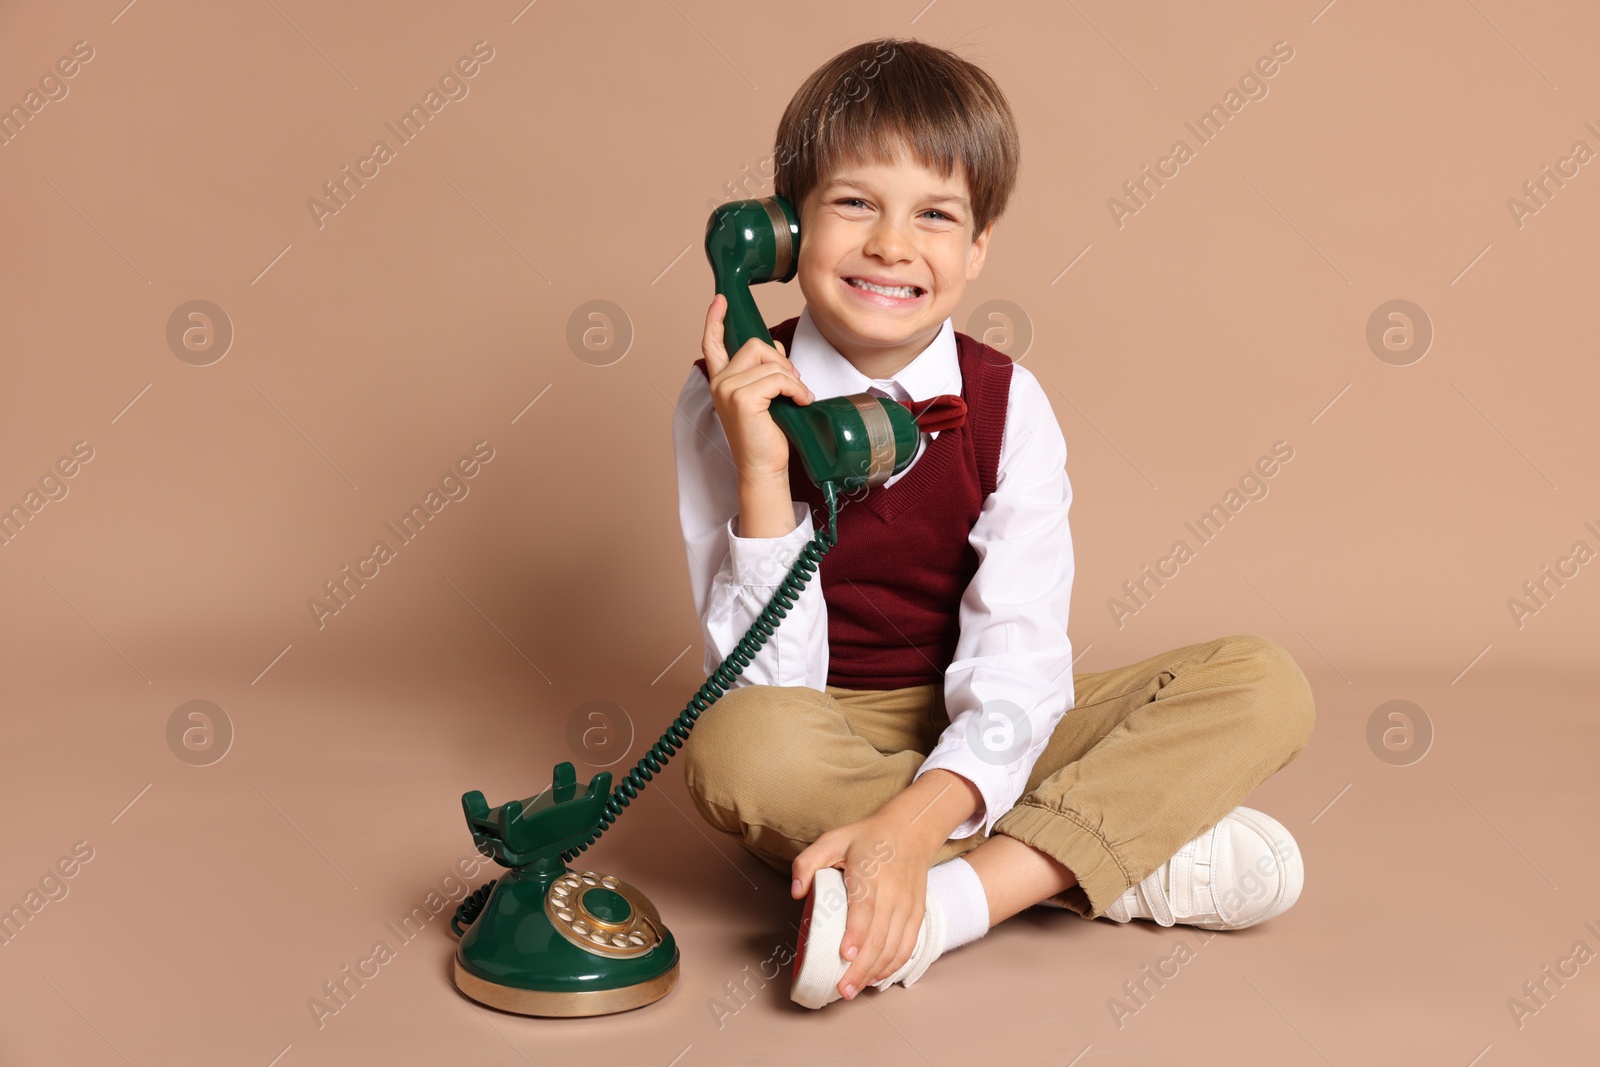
left=700, top=292, right=815, bottom=481
left=702, top=293, right=818, bottom=539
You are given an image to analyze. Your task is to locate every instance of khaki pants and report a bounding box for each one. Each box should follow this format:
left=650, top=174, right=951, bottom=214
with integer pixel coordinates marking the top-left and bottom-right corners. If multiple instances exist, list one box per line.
left=680, top=633, right=1315, bottom=918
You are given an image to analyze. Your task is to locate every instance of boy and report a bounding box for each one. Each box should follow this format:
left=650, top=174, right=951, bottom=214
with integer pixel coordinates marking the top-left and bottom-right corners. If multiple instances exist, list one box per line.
left=673, top=37, right=1314, bottom=1011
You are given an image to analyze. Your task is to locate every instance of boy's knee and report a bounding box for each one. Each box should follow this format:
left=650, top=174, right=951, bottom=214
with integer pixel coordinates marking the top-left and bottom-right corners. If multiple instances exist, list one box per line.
left=681, top=684, right=796, bottom=811
left=1223, top=633, right=1316, bottom=758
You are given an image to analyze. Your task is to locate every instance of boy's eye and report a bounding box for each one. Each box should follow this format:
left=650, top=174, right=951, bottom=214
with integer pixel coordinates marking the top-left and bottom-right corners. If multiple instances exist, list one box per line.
left=834, top=198, right=955, bottom=223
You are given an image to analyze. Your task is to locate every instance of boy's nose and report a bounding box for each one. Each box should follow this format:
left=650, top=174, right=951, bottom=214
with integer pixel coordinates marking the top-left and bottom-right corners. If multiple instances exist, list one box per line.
left=862, top=221, right=915, bottom=261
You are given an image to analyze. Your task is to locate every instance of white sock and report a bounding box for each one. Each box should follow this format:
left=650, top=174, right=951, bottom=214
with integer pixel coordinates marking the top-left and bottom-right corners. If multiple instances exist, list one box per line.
left=927, top=856, right=991, bottom=952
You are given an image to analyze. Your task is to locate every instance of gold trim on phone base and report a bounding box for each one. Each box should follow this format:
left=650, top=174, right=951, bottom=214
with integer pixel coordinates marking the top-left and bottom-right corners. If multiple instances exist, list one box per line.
left=453, top=957, right=679, bottom=1017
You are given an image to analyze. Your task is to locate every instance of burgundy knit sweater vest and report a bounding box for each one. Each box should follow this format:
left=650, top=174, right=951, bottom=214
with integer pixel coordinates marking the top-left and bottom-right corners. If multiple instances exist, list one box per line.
left=693, top=316, right=1014, bottom=690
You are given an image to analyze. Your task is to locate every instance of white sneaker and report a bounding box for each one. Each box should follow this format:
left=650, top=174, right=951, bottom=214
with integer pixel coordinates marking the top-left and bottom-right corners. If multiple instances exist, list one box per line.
left=1101, top=806, right=1303, bottom=931
left=790, top=867, right=947, bottom=1008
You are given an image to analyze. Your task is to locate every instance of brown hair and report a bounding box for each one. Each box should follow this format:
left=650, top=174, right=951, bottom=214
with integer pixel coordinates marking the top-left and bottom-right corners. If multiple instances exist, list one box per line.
left=773, top=38, right=1020, bottom=238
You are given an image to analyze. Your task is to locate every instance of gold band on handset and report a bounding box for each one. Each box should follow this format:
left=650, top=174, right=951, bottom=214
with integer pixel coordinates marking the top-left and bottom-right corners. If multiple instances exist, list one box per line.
left=759, top=197, right=794, bottom=280
left=845, top=394, right=899, bottom=487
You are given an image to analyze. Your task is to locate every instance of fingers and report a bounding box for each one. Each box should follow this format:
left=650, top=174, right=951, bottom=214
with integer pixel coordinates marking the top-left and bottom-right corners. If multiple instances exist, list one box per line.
left=729, top=335, right=793, bottom=373
left=727, top=344, right=808, bottom=400
left=792, top=836, right=840, bottom=899
left=718, top=364, right=815, bottom=418
left=791, top=853, right=812, bottom=899
left=839, top=900, right=905, bottom=1000
left=855, top=906, right=918, bottom=994
left=870, top=915, right=908, bottom=991
left=703, top=295, right=796, bottom=379
left=701, top=293, right=729, bottom=378
left=703, top=315, right=810, bottom=405
left=839, top=890, right=874, bottom=992
left=777, top=341, right=810, bottom=403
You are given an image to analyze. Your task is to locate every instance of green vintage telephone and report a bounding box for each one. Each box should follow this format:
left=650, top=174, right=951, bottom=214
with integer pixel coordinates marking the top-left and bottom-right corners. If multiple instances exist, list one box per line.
left=449, top=195, right=922, bottom=1016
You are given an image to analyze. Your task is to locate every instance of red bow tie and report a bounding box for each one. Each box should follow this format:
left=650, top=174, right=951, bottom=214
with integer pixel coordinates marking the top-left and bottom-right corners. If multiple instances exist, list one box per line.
left=904, top=393, right=967, bottom=433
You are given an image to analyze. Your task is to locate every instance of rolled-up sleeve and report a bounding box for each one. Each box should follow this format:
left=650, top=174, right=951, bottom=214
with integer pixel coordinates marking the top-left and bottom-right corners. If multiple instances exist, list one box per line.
left=911, top=366, right=1076, bottom=838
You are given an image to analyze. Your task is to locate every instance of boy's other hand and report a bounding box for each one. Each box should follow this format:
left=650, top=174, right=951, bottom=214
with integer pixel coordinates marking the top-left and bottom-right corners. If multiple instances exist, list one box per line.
left=791, top=814, right=935, bottom=1001
left=701, top=293, right=815, bottom=484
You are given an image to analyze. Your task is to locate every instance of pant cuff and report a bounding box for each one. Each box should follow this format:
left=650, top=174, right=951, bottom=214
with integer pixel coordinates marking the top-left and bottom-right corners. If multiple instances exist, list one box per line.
left=993, top=800, right=1134, bottom=920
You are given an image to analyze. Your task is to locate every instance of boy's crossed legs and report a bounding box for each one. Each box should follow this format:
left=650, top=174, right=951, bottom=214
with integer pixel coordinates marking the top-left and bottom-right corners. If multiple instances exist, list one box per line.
left=680, top=632, right=1316, bottom=1004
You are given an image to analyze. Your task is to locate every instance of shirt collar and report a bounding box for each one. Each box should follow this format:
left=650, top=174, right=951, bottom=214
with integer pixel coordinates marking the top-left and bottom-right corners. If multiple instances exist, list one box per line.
left=788, top=306, right=961, bottom=412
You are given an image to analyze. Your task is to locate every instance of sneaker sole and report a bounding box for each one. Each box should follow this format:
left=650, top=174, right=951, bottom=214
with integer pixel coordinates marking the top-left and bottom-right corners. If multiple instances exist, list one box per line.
left=791, top=867, right=849, bottom=1009
left=1194, top=805, right=1304, bottom=930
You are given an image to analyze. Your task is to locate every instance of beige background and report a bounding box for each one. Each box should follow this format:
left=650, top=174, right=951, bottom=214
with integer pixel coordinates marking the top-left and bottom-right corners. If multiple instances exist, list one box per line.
left=2, top=1, right=1596, bottom=1064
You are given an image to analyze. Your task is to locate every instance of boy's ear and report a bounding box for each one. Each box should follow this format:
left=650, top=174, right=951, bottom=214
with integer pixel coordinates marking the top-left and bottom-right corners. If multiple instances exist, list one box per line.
left=966, top=220, right=995, bottom=281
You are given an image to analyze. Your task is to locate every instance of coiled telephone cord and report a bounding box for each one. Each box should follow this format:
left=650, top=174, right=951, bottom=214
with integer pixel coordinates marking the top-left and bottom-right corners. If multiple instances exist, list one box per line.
left=452, top=483, right=840, bottom=936
left=450, top=878, right=497, bottom=937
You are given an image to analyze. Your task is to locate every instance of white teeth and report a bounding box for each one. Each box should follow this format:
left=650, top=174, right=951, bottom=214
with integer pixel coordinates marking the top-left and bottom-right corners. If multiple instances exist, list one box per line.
left=847, top=277, right=919, bottom=298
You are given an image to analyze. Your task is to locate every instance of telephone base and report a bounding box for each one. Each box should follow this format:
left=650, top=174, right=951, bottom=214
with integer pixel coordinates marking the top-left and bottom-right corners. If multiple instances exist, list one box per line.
left=453, top=956, right=679, bottom=1017
left=452, top=863, right=680, bottom=1017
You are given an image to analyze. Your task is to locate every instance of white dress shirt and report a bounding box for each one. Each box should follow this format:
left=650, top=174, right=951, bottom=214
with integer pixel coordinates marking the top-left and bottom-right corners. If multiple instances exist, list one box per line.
left=671, top=305, right=1076, bottom=839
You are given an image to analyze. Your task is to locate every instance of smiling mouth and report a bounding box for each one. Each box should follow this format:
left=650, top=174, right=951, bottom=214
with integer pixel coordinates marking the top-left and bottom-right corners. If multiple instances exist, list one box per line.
left=843, top=277, right=925, bottom=299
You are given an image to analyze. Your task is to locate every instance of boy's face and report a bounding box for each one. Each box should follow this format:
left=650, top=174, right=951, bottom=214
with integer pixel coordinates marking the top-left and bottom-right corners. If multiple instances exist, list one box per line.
left=796, top=144, right=993, bottom=377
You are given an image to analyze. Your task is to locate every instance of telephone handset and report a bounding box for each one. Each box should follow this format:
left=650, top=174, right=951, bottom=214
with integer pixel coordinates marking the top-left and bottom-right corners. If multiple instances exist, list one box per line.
left=704, top=195, right=921, bottom=491
left=448, top=196, right=921, bottom=1017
